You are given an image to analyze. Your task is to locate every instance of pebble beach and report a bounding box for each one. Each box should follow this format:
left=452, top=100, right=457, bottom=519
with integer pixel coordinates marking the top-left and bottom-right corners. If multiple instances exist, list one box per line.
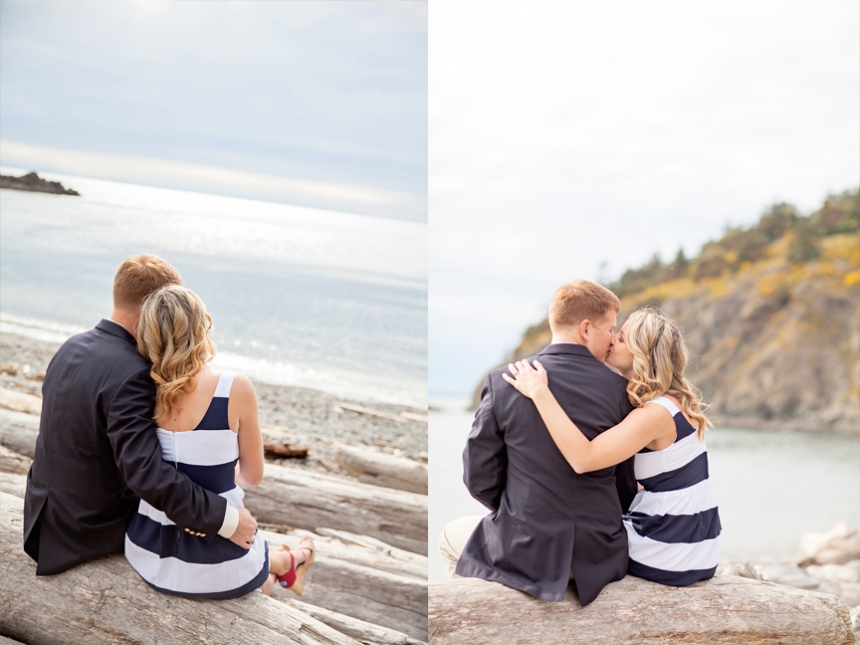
left=0, top=331, right=428, bottom=480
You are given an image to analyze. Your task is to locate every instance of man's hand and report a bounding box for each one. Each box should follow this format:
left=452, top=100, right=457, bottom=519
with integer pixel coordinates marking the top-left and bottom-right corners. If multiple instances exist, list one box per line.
left=228, top=507, right=258, bottom=549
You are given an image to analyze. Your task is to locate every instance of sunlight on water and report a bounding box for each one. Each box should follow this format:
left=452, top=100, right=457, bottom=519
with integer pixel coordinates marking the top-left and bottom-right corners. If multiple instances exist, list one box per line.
left=0, top=166, right=427, bottom=285
left=0, top=168, right=427, bottom=407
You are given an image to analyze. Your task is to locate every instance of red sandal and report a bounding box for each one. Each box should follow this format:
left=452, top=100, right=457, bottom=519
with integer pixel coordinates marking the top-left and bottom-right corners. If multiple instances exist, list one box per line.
left=277, top=538, right=316, bottom=596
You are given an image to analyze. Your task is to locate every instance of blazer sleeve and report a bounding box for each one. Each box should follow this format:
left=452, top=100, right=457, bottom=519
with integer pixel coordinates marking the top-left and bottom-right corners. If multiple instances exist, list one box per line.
left=106, top=366, right=228, bottom=536
left=462, top=374, right=507, bottom=511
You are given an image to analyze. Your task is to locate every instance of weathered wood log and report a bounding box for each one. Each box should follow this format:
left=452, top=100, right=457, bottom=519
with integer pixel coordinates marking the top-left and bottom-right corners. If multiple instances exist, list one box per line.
left=0, top=388, right=41, bottom=415
left=0, top=445, right=31, bottom=475
left=264, top=440, right=309, bottom=460
left=0, top=493, right=361, bottom=645
left=0, top=635, right=25, bottom=645
left=334, top=445, right=427, bottom=495
left=309, top=528, right=426, bottom=579
left=280, top=599, right=425, bottom=645
left=336, top=403, right=406, bottom=423
left=0, top=410, right=38, bottom=459
left=244, top=464, right=427, bottom=556
left=428, top=577, right=856, bottom=645
left=0, top=409, right=428, bottom=555
left=0, top=453, right=428, bottom=639
left=0, top=472, right=26, bottom=498
left=398, top=412, right=427, bottom=423
left=265, top=530, right=427, bottom=640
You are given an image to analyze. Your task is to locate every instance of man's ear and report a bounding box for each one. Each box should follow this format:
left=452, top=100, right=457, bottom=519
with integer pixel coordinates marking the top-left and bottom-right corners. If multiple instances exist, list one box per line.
left=579, top=318, right=592, bottom=341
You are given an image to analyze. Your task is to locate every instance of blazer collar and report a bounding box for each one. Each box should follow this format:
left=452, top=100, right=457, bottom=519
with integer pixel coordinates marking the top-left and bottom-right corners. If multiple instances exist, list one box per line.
left=537, top=342, right=595, bottom=358
left=96, top=318, right=136, bottom=344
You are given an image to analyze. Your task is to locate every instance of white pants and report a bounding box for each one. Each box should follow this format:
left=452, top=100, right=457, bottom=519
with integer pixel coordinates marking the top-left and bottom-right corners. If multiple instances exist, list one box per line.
left=438, top=515, right=484, bottom=578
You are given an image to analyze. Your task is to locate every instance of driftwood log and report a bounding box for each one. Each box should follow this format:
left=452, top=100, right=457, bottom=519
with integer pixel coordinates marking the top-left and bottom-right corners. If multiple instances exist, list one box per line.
left=336, top=403, right=406, bottom=423
left=0, top=410, right=38, bottom=459
left=0, top=409, right=428, bottom=555
left=334, top=444, right=428, bottom=495
left=244, top=465, right=426, bottom=556
left=281, top=599, right=424, bottom=645
left=428, top=577, right=856, bottom=645
left=0, top=493, right=362, bottom=645
left=1, top=636, right=24, bottom=645
left=0, top=470, right=427, bottom=640
left=0, top=446, right=30, bottom=475
left=0, top=388, right=41, bottom=416
left=0, top=472, right=27, bottom=497
left=265, top=530, right=427, bottom=640
left=0, top=413, right=428, bottom=640
left=264, top=440, right=310, bottom=460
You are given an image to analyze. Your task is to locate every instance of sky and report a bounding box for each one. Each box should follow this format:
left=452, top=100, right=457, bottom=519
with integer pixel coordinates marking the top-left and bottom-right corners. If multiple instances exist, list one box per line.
left=429, top=0, right=860, bottom=396
left=0, top=1, right=427, bottom=221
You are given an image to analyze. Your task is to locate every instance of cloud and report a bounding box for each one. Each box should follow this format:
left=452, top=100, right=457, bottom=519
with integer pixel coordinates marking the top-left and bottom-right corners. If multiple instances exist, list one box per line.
left=428, top=0, right=859, bottom=393
left=0, top=140, right=423, bottom=218
left=0, top=1, right=427, bottom=221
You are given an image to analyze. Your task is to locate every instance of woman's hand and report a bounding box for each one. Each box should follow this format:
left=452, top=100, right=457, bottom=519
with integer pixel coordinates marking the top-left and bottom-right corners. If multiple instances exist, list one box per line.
left=502, top=359, right=549, bottom=399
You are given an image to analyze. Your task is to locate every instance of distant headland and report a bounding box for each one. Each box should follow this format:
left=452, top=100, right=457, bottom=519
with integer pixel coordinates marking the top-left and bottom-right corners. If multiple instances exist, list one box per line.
left=0, top=171, right=80, bottom=196
left=482, top=189, right=860, bottom=433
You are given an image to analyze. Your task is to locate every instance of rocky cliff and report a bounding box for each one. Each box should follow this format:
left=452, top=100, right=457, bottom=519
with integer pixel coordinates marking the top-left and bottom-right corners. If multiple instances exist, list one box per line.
left=491, top=191, right=860, bottom=433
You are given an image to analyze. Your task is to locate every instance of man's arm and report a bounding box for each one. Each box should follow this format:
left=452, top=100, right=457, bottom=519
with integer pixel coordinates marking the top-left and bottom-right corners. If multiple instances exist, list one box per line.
left=106, top=367, right=256, bottom=545
left=462, top=374, right=507, bottom=511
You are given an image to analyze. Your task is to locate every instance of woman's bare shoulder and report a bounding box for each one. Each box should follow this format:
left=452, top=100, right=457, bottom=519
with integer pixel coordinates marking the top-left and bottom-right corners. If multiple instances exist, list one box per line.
left=230, top=372, right=257, bottom=398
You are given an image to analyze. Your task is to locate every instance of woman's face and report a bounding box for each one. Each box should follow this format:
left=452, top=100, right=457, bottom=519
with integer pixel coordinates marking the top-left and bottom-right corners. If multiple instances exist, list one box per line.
left=607, top=321, right=635, bottom=374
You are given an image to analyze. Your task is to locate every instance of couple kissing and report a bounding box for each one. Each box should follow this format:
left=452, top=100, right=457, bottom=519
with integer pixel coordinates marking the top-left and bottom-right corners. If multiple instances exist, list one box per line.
left=441, top=280, right=721, bottom=606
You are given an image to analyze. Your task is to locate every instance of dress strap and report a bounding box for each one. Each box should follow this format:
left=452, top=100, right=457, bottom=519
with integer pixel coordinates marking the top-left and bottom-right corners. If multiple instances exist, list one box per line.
left=645, top=396, right=680, bottom=417
left=213, top=371, right=236, bottom=398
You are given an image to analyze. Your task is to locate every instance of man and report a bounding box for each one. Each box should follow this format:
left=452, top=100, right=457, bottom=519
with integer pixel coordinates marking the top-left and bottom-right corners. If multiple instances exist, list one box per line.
left=440, top=280, right=637, bottom=605
left=24, top=254, right=258, bottom=575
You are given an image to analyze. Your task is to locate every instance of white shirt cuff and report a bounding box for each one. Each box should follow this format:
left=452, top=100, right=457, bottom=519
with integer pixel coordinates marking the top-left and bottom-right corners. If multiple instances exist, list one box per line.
left=217, top=505, right=239, bottom=539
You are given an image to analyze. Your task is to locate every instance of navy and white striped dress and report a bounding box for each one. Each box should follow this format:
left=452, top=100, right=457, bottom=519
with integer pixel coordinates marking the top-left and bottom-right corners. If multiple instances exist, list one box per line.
left=125, top=372, right=269, bottom=598
left=623, top=396, right=721, bottom=586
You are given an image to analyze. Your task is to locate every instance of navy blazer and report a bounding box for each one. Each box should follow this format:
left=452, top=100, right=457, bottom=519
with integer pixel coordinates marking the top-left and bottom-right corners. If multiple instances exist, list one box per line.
left=458, top=343, right=636, bottom=605
left=23, top=319, right=229, bottom=575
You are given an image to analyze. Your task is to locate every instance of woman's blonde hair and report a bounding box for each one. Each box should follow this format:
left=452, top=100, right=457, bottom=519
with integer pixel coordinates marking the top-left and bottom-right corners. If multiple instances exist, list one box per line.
left=624, top=308, right=711, bottom=438
left=137, top=285, right=216, bottom=422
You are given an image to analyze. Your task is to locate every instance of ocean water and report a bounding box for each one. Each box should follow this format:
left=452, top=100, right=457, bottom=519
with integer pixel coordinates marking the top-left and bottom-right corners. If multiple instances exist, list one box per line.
left=0, top=167, right=427, bottom=408
left=429, top=397, right=860, bottom=581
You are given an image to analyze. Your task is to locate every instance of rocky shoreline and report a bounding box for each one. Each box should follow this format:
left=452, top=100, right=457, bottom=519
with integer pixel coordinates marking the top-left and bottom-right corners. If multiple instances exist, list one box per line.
left=0, top=171, right=80, bottom=196
left=721, top=521, right=860, bottom=638
left=0, top=331, right=427, bottom=479
left=711, top=413, right=860, bottom=435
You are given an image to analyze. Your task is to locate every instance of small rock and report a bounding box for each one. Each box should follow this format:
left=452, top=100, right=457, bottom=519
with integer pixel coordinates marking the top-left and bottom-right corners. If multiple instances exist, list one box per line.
left=757, top=562, right=821, bottom=590
left=851, top=605, right=860, bottom=642
left=721, top=562, right=770, bottom=581
left=0, top=362, right=18, bottom=376
left=840, top=582, right=860, bottom=609
left=798, top=522, right=860, bottom=566
left=806, top=561, right=860, bottom=584
left=816, top=578, right=842, bottom=597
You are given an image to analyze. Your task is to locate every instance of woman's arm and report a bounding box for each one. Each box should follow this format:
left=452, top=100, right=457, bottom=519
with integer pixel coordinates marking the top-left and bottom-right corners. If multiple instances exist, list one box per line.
left=502, top=360, right=671, bottom=473
left=231, top=374, right=264, bottom=487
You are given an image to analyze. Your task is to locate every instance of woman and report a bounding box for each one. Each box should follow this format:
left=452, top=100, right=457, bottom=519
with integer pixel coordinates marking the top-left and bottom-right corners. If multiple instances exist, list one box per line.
left=502, top=308, right=721, bottom=586
left=124, top=285, right=315, bottom=598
